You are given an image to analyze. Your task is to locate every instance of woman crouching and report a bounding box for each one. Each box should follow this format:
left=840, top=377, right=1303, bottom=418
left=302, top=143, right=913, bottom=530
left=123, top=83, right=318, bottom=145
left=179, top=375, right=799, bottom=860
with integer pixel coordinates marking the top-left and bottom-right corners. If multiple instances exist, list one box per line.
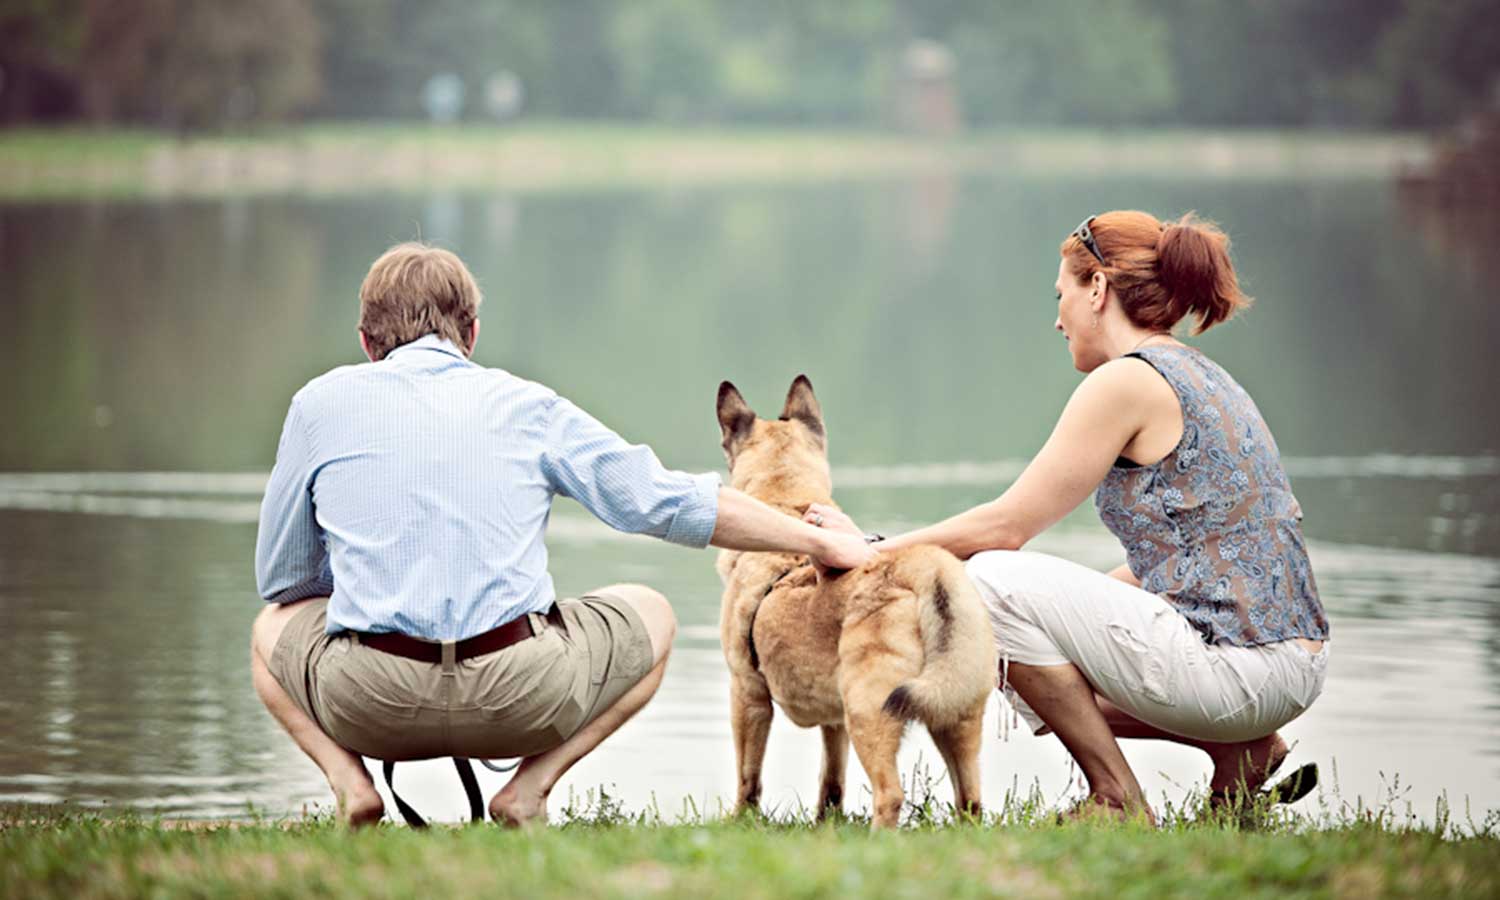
left=807, top=210, right=1330, bottom=821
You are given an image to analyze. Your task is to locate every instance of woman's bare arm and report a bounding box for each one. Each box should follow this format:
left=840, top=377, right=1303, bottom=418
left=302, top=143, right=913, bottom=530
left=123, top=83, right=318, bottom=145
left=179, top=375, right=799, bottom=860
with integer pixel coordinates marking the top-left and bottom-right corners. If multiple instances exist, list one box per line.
left=814, top=359, right=1161, bottom=559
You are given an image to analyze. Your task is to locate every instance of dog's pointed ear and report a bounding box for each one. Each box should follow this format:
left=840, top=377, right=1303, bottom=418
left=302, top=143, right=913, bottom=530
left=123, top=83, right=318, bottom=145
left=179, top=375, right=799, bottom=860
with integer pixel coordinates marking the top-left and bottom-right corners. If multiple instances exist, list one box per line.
left=717, top=381, right=755, bottom=460
left=780, top=374, right=825, bottom=443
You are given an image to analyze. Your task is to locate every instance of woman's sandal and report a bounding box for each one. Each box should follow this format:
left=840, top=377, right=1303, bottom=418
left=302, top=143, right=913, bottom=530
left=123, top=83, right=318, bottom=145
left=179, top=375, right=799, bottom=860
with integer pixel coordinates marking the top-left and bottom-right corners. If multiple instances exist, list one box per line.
left=1207, top=762, right=1319, bottom=821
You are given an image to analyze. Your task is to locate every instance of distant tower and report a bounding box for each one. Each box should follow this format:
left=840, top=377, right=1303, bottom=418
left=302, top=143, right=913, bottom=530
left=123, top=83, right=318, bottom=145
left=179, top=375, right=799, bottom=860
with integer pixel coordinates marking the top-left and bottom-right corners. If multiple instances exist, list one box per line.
left=896, top=40, right=960, bottom=136
left=483, top=71, right=525, bottom=122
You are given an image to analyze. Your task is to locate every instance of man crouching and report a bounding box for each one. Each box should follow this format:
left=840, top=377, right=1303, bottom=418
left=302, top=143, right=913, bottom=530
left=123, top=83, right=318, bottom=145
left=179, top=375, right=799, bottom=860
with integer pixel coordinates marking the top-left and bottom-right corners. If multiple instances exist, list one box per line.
left=250, top=242, right=874, bottom=827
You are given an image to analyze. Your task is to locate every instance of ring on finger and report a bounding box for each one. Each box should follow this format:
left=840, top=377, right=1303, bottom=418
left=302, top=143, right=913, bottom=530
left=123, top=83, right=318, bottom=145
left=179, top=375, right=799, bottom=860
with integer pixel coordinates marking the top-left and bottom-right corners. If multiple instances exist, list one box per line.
left=813, top=514, right=825, bottom=526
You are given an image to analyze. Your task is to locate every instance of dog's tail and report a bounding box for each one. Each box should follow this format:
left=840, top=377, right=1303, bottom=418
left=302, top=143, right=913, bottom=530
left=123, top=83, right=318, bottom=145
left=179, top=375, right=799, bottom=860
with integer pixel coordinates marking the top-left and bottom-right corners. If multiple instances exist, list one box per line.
left=882, top=549, right=997, bottom=728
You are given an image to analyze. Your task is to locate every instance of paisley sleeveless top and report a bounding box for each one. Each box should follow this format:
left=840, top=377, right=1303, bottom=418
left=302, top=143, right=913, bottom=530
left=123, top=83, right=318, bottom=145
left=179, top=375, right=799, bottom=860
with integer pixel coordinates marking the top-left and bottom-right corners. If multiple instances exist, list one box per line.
left=1095, top=344, right=1329, bottom=647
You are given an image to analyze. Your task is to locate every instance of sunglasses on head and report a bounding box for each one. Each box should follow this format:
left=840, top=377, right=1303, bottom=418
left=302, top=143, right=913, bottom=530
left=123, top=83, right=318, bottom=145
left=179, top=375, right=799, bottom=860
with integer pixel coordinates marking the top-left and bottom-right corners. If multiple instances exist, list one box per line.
left=1072, top=216, right=1106, bottom=265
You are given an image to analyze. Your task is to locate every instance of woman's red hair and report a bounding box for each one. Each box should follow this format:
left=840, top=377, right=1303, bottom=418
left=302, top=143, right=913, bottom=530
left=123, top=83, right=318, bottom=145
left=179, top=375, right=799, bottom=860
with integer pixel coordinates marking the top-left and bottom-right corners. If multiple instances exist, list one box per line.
left=1061, top=210, right=1251, bottom=334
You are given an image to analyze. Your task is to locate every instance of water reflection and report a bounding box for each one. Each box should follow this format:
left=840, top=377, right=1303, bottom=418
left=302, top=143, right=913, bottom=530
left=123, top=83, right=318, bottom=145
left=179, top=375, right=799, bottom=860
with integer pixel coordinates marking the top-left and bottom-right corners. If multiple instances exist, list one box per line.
left=1398, top=185, right=1500, bottom=282
left=3, top=180, right=1498, bottom=475
left=0, top=177, right=1496, bottom=821
left=1, top=506, right=1496, bottom=821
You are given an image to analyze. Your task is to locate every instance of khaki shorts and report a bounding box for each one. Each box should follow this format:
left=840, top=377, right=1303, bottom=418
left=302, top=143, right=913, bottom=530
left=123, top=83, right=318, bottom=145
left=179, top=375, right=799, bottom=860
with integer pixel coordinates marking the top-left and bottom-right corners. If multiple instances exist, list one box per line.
left=268, top=588, right=656, bottom=761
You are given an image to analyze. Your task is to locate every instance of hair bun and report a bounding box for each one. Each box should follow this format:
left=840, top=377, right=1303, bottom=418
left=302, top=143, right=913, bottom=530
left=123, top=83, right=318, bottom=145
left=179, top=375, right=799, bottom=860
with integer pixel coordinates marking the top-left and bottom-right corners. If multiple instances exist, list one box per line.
left=1155, top=213, right=1249, bottom=333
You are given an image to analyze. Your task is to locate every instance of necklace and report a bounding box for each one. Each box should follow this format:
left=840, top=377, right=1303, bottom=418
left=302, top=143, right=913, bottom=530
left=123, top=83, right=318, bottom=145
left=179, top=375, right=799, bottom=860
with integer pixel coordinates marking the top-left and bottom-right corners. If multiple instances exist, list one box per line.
left=1127, top=332, right=1172, bottom=353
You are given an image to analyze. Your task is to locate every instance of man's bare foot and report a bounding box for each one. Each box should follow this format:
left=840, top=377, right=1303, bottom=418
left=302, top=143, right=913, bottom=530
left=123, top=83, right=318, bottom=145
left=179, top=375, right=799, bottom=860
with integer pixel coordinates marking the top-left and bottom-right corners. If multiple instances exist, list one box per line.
left=1058, top=794, right=1157, bottom=826
left=334, top=779, right=385, bottom=828
left=1209, top=732, right=1288, bottom=793
left=489, top=783, right=548, bottom=828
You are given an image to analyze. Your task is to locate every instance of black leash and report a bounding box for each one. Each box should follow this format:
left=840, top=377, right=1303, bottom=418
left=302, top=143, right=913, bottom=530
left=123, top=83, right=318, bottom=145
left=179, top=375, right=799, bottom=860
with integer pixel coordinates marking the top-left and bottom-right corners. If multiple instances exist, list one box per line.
left=381, top=757, right=502, bottom=827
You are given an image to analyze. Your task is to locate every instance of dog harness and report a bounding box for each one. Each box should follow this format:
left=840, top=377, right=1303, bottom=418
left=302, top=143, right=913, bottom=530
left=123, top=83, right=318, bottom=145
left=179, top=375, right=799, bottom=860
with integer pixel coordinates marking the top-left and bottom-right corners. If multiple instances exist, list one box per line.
left=746, top=564, right=801, bottom=671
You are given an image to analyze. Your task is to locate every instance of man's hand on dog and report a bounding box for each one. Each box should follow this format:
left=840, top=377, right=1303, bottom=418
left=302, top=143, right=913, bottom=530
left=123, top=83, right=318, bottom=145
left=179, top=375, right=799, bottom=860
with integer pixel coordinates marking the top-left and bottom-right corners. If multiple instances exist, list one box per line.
left=813, top=529, right=877, bottom=570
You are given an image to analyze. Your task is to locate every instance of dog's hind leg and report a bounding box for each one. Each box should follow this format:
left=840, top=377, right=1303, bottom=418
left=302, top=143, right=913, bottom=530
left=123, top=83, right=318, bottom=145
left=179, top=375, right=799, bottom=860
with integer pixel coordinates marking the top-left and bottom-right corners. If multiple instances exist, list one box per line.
left=816, top=723, right=848, bottom=820
left=929, top=705, right=985, bottom=821
left=730, top=677, right=774, bottom=815
left=844, top=687, right=907, bottom=830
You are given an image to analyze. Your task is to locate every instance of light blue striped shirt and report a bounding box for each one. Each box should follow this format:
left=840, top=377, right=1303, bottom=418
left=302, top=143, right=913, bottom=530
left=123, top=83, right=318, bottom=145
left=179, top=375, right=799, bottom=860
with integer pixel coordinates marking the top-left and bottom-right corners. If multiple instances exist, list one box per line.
left=254, top=335, right=721, bottom=639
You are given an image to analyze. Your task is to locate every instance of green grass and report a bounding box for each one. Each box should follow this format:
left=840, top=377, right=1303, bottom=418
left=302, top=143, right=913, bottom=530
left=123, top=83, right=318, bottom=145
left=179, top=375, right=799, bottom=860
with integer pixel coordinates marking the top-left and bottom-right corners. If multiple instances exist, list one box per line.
left=0, top=121, right=1429, bottom=200
left=4, top=776, right=1498, bottom=899
left=3, top=808, right=1496, bottom=899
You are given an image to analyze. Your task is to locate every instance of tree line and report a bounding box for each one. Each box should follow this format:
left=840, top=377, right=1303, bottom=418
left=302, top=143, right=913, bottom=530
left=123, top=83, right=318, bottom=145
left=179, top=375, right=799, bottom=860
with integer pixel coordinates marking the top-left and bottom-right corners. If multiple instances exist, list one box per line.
left=1, top=0, right=1495, bottom=131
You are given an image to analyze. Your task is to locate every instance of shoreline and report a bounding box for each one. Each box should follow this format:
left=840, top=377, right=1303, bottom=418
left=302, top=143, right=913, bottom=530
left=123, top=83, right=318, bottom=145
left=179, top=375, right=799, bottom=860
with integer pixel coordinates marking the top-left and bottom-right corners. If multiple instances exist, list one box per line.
left=0, top=123, right=1431, bottom=199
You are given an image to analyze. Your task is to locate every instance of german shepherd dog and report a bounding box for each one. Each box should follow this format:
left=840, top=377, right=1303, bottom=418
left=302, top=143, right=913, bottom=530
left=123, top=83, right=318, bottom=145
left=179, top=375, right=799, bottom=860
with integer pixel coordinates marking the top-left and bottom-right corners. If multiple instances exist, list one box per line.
left=714, top=376, right=996, bottom=829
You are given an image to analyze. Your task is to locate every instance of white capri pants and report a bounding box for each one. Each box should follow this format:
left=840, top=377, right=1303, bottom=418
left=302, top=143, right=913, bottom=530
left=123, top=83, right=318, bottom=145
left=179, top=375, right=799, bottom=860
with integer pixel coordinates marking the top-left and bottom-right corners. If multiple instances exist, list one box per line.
left=967, top=550, right=1328, bottom=744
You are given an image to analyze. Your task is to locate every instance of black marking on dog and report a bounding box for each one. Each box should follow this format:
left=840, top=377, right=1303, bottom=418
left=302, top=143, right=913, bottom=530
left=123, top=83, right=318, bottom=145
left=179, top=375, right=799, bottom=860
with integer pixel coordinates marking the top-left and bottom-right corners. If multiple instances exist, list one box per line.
left=777, top=413, right=826, bottom=440
left=717, top=381, right=757, bottom=463
left=746, top=565, right=799, bottom=671
left=882, top=684, right=917, bottom=720
left=761, top=566, right=798, bottom=598
left=779, top=375, right=826, bottom=442
left=932, top=580, right=953, bottom=654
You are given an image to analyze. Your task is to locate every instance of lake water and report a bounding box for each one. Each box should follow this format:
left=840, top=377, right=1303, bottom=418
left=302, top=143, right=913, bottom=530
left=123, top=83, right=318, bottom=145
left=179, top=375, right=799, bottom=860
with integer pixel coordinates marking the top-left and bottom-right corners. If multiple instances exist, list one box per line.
left=1, top=171, right=1497, bottom=825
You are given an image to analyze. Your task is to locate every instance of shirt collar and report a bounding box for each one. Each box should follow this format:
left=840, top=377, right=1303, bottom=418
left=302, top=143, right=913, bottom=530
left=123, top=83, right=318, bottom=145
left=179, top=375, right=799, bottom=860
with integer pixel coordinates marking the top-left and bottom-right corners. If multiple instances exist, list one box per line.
left=384, top=334, right=470, bottom=363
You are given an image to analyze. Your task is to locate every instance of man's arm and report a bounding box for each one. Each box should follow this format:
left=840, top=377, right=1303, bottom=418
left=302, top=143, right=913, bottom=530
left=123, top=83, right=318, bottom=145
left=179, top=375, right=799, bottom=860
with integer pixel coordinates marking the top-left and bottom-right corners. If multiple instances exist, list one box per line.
left=710, top=486, right=874, bottom=569
left=1106, top=563, right=1140, bottom=587
left=254, top=397, right=333, bottom=603
left=540, top=397, right=873, bottom=569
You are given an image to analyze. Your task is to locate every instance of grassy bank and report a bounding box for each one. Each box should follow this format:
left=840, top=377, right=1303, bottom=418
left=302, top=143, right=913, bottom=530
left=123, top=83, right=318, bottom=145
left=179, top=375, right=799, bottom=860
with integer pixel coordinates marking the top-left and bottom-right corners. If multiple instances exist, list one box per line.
left=4, top=800, right=1498, bottom=899
left=0, top=122, right=1428, bottom=199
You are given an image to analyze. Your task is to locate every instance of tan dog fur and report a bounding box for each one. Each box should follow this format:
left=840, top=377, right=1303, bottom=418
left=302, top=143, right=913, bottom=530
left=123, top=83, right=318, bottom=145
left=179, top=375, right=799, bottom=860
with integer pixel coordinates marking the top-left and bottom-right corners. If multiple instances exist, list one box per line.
left=715, top=376, right=997, bottom=829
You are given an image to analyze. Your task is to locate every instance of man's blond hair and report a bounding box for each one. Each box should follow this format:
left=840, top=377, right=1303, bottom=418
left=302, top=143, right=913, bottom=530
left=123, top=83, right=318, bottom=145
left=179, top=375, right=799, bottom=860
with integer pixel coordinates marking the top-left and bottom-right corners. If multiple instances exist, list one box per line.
left=358, top=242, right=482, bottom=360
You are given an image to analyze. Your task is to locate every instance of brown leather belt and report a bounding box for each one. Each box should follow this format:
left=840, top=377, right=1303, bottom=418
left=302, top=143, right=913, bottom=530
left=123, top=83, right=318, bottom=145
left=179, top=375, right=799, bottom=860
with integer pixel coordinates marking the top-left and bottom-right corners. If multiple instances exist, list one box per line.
left=356, top=605, right=561, bottom=664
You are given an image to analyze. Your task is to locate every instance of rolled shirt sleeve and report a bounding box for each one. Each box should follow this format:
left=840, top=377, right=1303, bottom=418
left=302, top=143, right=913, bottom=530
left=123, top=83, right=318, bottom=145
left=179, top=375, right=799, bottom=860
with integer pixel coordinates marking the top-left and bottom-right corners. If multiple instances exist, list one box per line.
left=541, top=396, right=721, bottom=548
left=255, top=397, right=334, bottom=603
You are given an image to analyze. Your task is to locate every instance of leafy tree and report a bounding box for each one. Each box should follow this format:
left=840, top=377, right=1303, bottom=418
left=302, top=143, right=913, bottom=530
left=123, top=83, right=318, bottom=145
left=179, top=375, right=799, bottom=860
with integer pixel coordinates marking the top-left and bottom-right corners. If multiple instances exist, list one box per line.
left=933, top=0, right=1176, bottom=126
left=1143, top=0, right=1407, bottom=126
left=1, top=0, right=1497, bottom=129
left=1372, top=0, right=1500, bottom=125
left=73, top=0, right=321, bottom=129
left=611, top=0, right=724, bottom=120
left=0, top=0, right=88, bottom=121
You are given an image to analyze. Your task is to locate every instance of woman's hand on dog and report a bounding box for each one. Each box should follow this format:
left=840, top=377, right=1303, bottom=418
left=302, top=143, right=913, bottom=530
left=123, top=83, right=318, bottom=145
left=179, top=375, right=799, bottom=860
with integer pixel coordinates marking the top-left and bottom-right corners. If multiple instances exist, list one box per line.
left=803, top=503, right=863, bottom=538
left=805, top=504, right=880, bottom=581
